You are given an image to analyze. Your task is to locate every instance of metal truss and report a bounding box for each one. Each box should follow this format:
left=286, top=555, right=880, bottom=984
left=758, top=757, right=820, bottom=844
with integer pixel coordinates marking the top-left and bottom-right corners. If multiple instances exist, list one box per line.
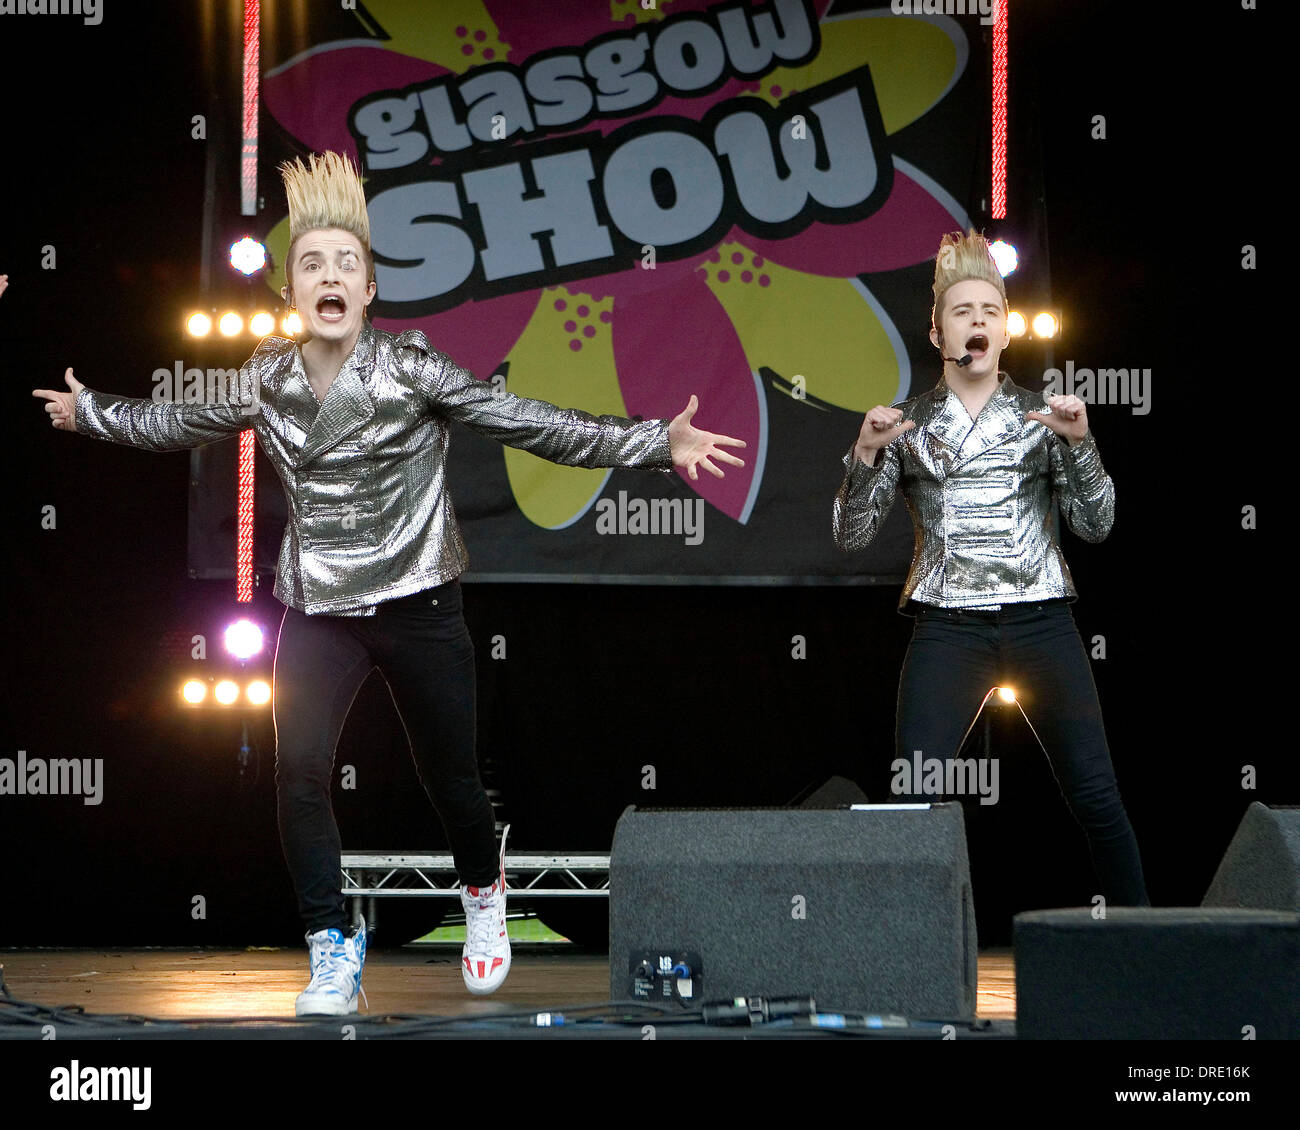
left=340, top=852, right=610, bottom=923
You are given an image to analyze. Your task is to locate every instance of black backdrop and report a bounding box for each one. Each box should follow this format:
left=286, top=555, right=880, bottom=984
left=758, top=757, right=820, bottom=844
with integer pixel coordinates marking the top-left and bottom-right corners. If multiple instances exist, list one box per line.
left=1, top=0, right=1288, bottom=948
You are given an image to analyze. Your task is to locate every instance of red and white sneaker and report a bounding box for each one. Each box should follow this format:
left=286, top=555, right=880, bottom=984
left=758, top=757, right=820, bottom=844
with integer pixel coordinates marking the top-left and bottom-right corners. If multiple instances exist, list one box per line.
left=461, top=823, right=510, bottom=995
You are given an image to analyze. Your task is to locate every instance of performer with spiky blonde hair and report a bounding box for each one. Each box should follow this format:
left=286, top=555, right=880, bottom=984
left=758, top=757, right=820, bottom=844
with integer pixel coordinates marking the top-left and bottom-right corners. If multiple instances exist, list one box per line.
left=34, top=150, right=746, bottom=1014
left=833, top=229, right=1148, bottom=906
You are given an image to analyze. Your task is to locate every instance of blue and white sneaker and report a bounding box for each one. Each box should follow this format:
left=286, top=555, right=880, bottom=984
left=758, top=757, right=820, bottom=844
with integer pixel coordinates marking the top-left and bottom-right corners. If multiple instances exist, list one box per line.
left=461, top=825, right=511, bottom=995
left=296, top=917, right=368, bottom=1017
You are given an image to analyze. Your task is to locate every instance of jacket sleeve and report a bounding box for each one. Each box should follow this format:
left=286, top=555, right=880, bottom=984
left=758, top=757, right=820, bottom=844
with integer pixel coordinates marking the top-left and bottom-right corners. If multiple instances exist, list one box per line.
left=399, top=333, right=673, bottom=471
left=833, top=440, right=901, bottom=552
left=1049, top=430, right=1115, bottom=543
left=74, top=373, right=257, bottom=452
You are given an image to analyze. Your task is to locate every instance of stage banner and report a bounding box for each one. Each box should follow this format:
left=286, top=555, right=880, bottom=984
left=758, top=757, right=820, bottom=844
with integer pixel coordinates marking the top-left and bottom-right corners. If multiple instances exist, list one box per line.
left=254, top=0, right=984, bottom=583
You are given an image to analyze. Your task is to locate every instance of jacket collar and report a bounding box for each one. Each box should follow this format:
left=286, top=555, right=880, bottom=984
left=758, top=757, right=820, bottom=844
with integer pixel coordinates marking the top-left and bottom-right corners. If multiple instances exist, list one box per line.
left=295, top=322, right=379, bottom=465
left=917, top=372, right=1026, bottom=472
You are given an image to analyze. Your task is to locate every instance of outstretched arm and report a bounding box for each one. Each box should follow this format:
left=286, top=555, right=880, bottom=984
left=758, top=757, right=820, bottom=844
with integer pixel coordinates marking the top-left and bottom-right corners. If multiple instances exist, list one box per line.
left=34, top=367, right=253, bottom=452
left=406, top=337, right=745, bottom=478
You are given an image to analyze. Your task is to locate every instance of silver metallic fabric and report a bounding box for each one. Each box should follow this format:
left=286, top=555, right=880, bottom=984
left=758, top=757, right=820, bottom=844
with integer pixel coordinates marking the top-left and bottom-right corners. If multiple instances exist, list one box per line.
left=76, top=323, right=672, bottom=615
left=833, top=373, right=1114, bottom=610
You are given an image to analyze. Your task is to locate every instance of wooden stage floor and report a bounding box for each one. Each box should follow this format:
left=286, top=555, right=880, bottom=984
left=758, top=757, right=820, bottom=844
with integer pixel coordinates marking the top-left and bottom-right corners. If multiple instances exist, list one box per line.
left=0, top=946, right=1015, bottom=1023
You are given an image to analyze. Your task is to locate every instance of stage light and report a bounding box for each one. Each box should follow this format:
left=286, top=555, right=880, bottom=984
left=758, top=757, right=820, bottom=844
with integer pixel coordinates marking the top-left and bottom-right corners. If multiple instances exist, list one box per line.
left=215, top=680, right=240, bottom=705
left=1007, top=310, right=1027, bottom=337
left=249, top=311, right=276, bottom=337
left=246, top=680, right=271, bottom=705
left=182, top=680, right=207, bottom=704
left=282, top=311, right=303, bottom=336
left=219, top=312, right=244, bottom=337
left=989, top=240, right=1019, bottom=277
left=186, top=312, right=213, bottom=338
left=230, top=237, right=267, bottom=276
left=1031, top=312, right=1060, bottom=340
left=997, top=686, right=1017, bottom=704
left=224, top=618, right=264, bottom=660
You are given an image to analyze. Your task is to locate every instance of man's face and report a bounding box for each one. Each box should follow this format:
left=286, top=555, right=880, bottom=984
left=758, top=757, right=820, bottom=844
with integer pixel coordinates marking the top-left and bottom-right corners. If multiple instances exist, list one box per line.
left=282, top=229, right=376, bottom=345
left=930, top=278, right=1009, bottom=381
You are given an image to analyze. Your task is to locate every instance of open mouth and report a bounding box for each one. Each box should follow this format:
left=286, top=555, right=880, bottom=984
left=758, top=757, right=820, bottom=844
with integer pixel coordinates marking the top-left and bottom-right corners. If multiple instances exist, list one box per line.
left=965, top=334, right=989, bottom=356
left=316, top=294, right=347, bottom=323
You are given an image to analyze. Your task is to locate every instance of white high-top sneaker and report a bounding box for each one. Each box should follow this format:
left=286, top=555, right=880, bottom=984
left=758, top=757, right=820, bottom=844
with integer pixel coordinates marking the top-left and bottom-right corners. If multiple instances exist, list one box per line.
left=295, top=917, right=368, bottom=1017
left=461, top=824, right=511, bottom=995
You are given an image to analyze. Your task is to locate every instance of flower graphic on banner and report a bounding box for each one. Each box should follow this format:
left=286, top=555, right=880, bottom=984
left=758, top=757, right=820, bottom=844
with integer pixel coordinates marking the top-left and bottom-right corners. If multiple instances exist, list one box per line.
left=262, top=0, right=969, bottom=528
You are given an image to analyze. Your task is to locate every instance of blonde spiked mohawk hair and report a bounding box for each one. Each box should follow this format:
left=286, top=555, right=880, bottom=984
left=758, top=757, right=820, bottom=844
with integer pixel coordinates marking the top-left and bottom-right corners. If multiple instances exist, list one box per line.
left=931, top=229, right=1007, bottom=331
left=280, top=151, right=371, bottom=251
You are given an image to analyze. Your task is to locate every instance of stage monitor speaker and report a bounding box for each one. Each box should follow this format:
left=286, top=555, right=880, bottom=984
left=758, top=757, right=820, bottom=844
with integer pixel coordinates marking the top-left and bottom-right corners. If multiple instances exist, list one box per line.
left=797, top=776, right=870, bottom=808
left=1202, top=803, right=1300, bottom=911
left=1014, top=908, right=1300, bottom=1039
left=609, top=804, right=977, bottom=1019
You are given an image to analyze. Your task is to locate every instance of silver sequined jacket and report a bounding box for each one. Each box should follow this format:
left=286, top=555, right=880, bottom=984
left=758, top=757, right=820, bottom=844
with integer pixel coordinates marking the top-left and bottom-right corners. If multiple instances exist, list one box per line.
left=75, top=323, right=673, bottom=615
left=833, top=374, right=1114, bottom=610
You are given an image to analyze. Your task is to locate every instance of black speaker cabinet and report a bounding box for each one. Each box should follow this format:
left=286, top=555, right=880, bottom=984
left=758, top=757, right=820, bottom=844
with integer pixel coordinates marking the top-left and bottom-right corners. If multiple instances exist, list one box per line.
left=1015, top=907, right=1300, bottom=1039
left=1203, top=803, right=1300, bottom=911
left=610, top=804, right=977, bottom=1019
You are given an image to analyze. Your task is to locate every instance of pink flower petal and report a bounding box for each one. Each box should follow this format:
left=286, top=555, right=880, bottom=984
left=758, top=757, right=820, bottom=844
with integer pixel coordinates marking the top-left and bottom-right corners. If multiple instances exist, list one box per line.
left=264, top=48, right=450, bottom=158
left=611, top=274, right=759, bottom=522
left=372, top=289, right=540, bottom=379
left=580, top=254, right=710, bottom=301
left=485, top=0, right=832, bottom=60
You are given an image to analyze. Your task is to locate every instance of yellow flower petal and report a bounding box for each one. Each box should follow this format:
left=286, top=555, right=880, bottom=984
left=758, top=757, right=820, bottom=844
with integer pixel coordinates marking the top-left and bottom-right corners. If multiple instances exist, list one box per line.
left=749, top=13, right=962, bottom=136
left=502, top=289, right=624, bottom=529
left=263, top=214, right=291, bottom=299
left=697, top=240, right=904, bottom=413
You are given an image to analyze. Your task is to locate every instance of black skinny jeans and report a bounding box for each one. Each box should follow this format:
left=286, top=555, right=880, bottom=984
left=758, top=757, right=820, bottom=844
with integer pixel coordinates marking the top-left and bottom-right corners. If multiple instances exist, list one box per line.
left=895, top=599, right=1149, bottom=906
left=272, top=579, right=498, bottom=933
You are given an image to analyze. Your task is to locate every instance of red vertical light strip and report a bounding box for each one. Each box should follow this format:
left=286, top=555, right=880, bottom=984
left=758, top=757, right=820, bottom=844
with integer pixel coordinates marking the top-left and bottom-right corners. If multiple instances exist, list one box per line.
left=240, top=0, right=260, bottom=216
left=237, top=429, right=255, bottom=603
left=237, top=0, right=260, bottom=601
left=992, top=0, right=1008, bottom=219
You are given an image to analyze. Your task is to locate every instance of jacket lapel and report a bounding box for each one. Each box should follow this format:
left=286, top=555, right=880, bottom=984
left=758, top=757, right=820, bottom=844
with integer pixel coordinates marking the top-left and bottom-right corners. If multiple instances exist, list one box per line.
left=298, top=325, right=378, bottom=466
left=910, top=374, right=1024, bottom=476
left=950, top=376, right=1023, bottom=471
left=276, top=349, right=319, bottom=448
left=920, top=384, right=970, bottom=477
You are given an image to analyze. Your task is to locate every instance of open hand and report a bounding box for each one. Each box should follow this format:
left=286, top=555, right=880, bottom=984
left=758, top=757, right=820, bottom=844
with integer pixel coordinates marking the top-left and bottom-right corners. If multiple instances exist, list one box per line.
left=668, top=395, right=747, bottom=481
